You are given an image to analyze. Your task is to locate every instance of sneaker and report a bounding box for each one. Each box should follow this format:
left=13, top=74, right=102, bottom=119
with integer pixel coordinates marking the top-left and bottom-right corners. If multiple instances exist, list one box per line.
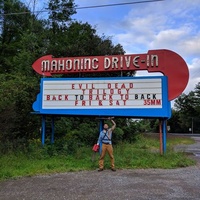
left=111, top=168, right=116, bottom=171
left=98, top=168, right=103, bottom=172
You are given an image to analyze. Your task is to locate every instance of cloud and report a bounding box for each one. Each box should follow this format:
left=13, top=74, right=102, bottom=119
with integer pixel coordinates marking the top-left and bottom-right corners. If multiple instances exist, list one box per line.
left=149, top=27, right=190, bottom=51
left=180, top=35, right=200, bottom=57
left=111, top=1, right=200, bottom=56
left=186, top=58, right=200, bottom=93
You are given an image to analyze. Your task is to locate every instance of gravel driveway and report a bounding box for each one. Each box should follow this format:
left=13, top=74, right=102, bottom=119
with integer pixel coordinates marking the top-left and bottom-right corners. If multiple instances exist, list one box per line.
left=1, top=136, right=200, bottom=200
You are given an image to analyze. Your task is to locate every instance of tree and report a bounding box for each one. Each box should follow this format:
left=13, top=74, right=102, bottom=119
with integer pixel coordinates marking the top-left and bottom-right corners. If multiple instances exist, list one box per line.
left=48, top=0, right=76, bottom=30
left=45, top=0, right=76, bottom=55
left=0, top=0, right=37, bottom=73
left=0, top=1, right=47, bottom=150
left=174, top=92, right=198, bottom=133
left=0, top=73, right=40, bottom=144
left=167, top=109, right=182, bottom=133
left=194, top=82, right=200, bottom=113
left=193, top=82, right=200, bottom=132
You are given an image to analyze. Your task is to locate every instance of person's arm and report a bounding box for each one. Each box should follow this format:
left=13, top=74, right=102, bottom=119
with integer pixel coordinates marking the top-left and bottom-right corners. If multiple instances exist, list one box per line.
left=109, top=118, right=116, bottom=131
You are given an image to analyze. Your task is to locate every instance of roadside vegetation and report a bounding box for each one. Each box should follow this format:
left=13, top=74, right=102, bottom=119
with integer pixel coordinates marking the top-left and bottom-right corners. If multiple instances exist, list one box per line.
left=0, top=134, right=195, bottom=181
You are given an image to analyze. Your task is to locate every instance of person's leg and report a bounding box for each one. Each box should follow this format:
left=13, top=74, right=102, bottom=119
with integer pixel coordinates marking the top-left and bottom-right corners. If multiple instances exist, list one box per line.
left=107, top=145, right=115, bottom=169
left=99, top=144, right=107, bottom=169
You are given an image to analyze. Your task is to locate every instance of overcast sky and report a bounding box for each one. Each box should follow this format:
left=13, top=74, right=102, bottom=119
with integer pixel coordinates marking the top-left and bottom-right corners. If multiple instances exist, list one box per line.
left=25, top=0, right=200, bottom=97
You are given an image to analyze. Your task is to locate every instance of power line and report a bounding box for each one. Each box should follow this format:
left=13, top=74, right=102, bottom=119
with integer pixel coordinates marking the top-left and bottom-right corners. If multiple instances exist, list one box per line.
left=76, top=0, right=164, bottom=9
left=1, top=0, right=164, bottom=16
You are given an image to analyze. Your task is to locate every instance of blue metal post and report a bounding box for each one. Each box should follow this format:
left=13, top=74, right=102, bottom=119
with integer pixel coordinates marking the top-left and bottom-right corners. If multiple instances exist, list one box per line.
left=162, top=119, right=167, bottom=154
left=51, top=116, right=55, bottom=144
left=41, top=115, right=46, bottom=146
left=99, top=119, right=104, bottom=132
left=159, top=119, right=163, bottom=155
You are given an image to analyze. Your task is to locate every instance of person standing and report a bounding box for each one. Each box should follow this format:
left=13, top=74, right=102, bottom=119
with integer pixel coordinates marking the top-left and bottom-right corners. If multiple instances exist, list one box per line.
left=97, top=117, right=116, bottom=171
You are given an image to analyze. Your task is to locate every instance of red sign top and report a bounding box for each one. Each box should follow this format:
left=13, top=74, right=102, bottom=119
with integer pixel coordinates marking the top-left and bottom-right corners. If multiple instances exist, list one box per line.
left=32, top=49, right=189, bottom=101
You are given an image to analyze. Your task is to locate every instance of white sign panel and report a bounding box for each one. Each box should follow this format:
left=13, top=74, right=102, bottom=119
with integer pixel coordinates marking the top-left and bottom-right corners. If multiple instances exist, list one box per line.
left=42, top=79, right=162, bottom=109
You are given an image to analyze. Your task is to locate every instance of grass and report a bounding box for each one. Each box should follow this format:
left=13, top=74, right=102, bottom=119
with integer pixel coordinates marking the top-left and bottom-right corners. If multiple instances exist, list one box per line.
left=0, top=149, right=95, bottom=181
left=0, top=134, right=196, bottom=181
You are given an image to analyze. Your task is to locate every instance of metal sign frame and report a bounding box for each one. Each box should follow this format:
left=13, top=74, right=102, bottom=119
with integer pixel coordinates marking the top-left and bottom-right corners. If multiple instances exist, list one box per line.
left=33, top=76, right=171, bottom=119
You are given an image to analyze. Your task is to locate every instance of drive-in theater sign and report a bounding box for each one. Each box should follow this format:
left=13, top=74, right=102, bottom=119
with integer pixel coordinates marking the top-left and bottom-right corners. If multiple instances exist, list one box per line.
left=32, top=49, right=189, bottom=154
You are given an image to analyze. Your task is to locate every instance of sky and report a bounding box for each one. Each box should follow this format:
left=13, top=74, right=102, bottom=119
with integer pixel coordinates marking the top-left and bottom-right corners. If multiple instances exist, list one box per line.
left=25, top=0, right=200, bottom=98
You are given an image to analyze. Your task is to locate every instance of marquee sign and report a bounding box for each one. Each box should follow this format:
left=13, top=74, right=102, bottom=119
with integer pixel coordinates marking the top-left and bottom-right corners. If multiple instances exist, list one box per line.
left=32, top=49, right=189, bottom=101
left=32, top=76, right=171, bottom=118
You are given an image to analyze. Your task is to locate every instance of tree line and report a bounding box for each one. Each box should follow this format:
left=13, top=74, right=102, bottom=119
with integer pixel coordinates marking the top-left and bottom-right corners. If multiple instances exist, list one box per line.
left=0, top=0, right=199, bottom=154
left=168, top=83, right=200, bottom=133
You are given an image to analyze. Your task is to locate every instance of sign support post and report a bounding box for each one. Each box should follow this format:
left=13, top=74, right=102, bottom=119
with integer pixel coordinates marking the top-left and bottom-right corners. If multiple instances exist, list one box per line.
left=159, top=119, right=163, bottom=155
left=41, top=115, right=46, bottom=146
left=162, top=119, right=167, bottom=154
left=51, top=116, right=55, bottom=144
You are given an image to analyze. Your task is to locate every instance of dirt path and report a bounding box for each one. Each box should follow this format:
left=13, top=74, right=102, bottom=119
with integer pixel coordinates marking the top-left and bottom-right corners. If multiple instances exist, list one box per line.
left=1, top=136, right=200, bottom=200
